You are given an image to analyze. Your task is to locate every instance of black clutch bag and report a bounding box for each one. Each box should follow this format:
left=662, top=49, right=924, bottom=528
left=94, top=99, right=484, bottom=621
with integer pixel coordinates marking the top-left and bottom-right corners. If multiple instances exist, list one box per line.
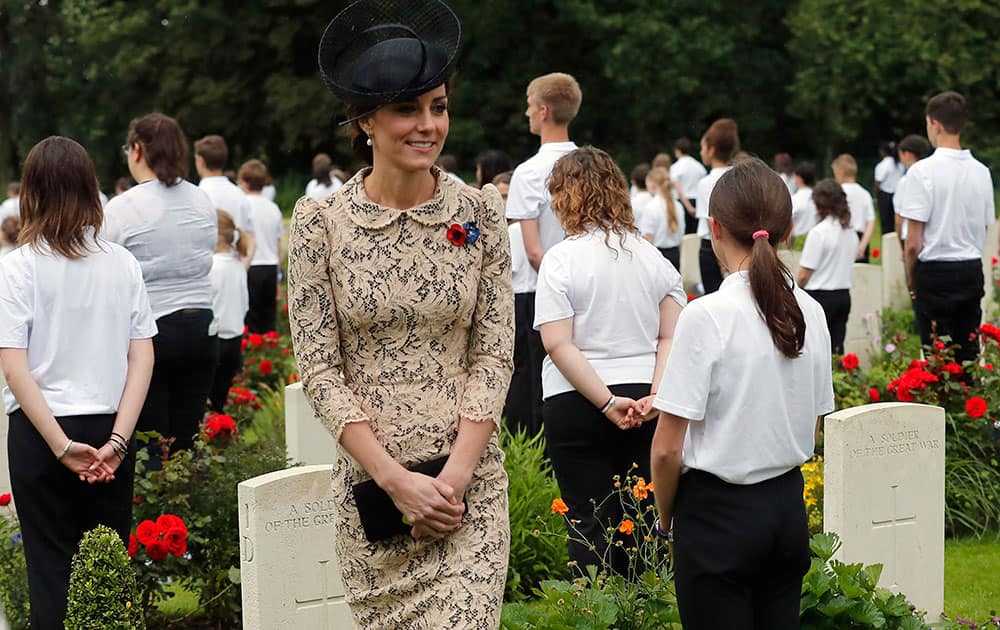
left=352, top=455, right=459, bottom=543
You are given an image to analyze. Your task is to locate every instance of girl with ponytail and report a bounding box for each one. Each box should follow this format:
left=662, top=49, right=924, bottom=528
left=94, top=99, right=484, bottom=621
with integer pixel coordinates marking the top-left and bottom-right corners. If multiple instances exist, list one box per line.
left=646, top=157, right=835, bottom=629
left=207, top=210, right=249, bottom=412
left=642, top=166, right=685, bottom=270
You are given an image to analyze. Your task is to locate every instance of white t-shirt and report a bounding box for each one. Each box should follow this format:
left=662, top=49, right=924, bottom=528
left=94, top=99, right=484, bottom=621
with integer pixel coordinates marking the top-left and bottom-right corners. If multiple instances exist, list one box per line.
left=893, top=172, right=911, bottom=241
left=841, top=182, right=875, bottom=234
left=780, top=172, right=798, bottom=195
left=631, top=190, right=653, bottom=227
left=791, top=186, right=817, bottom=236
left=534, top=229, right=687, bottom=399
left=898, top=147, right=996, bottom=262
left=652, top=270, right=834, bottom=485
left=669, top=155, right=707, bottom=201
left=641, top=195, right=684, bottom=249
left=0, top=238, right=158, bottom=416
left=199, top=176, right=254, bottom=233
left=695, top=166, right=732, bottom=239
left=508, top=222, right=537, bottom=295
left=261, top=184, right=276, bottom=202
left=0, top=198, right=18, bottom=221
left=210, top=251, right=249, bottom=340
left=247, top=195, right=283, bottom=266
left=305, top=177, right=343, bottom=201
left=799, top=216, right=858, bottom=291
left=505, top=141, right=579, bottom=258
left=102, top=179, right=218, bottom=320
left=874, top=156, right=904, bottom=194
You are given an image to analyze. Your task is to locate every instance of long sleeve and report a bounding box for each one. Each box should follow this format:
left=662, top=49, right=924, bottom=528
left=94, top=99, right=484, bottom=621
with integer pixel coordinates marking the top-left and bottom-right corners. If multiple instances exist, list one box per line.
left=458, top=185, right=515, bottom=429
left=287, top=196, right=370, bottom=442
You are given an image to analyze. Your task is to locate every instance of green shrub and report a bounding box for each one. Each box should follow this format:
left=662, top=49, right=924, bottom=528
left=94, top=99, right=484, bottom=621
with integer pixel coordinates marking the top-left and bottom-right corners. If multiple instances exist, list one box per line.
left=500, top=425, right=569, bottom=601
left=65, top=525, right=144, bottom=630
left=0, top=512, right=29, bottom=629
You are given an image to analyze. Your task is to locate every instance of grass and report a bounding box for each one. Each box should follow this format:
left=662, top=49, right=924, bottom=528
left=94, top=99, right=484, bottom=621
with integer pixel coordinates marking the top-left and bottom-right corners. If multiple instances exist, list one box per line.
left=944, top=535, right=1000, bottom=620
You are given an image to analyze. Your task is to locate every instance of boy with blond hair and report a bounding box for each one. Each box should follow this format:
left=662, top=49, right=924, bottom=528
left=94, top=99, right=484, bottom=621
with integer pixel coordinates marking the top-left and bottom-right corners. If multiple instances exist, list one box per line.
left=832, top=154, right=875, bottom=261
left=504, top=71, right=582, bottom=435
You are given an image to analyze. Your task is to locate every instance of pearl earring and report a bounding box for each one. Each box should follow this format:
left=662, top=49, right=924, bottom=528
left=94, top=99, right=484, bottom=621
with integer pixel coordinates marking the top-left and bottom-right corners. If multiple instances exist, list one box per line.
left=366, top=137, right=373, bottom=147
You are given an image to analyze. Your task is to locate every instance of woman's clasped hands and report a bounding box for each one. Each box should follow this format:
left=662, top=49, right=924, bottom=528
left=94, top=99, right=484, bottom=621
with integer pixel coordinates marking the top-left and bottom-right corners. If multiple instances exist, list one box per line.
left=385, top=469, right=466, bottom=541
left=603, top=395, right=661, bottom=431
left=58, top=440, right=119, bottom=484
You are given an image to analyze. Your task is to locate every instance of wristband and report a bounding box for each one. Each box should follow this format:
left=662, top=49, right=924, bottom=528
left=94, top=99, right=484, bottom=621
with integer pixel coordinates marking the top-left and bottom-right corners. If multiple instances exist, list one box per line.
left=654, top=518, right=673, bottom=542
left=111, top=431, right=130, bottom=443
left=57, top=439, right=74, bottom=461
left=600, top=395, right=616, bottom=415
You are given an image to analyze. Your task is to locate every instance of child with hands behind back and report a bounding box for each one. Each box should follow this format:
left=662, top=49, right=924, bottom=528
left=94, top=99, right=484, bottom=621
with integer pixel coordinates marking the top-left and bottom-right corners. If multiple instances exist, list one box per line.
left=0, top=136, right=156, bottom=629
left=534, top=146, right=686, bottom=577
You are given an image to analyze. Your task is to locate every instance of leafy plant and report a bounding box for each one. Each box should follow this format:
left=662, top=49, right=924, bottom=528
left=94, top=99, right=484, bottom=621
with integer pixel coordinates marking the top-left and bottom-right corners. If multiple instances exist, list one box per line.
left=0, top=507, right=29, bottom=630
left=500, top=425, right=568, bottom=601
left=64, top=525, right=145, bottom=630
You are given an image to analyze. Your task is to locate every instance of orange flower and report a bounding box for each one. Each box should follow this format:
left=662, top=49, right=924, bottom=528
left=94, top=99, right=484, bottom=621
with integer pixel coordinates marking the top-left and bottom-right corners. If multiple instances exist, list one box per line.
left=551, top=498, right=569, bottom=515
left=618, top=519, right=635, bottom=535
left=646, top=482, right=654, bottom=493
left=632, top=478, right=650, bottom=500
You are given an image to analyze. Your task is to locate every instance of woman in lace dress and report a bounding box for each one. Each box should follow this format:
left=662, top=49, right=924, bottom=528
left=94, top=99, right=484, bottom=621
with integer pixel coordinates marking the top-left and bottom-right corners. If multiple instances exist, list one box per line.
left=287, top=1, right=513, bottom=627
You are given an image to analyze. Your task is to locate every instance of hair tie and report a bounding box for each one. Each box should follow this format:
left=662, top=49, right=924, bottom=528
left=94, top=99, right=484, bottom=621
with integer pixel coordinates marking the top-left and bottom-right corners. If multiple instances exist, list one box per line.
left=752, top=229, right=769, bottom=241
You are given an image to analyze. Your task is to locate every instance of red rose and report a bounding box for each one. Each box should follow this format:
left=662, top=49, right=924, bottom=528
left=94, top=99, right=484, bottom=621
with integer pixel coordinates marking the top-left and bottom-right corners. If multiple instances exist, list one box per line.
left=164, top=527, right=187, bottom=557
left=0, top=493, right=10, bottom=507
left=146, top=540, right=169, bottom=561
left=263, top=331, right=280, bottom=346
left=933, top=340, right=946, bottom=351
left=966, top=397, right=988, bottom=419
left=135, top=520, right=159, bottom=546
left=446, top=223, right=467, bottom=246
left=942, top=362, right=963, bottom=376
left=841, top=353, right=859, bottom=370
left=241, top=338, right=248, bottom=351
left=134, top=496, right=143, bottom=504
left=993, top=257, right=998, bottom=266
left=204, top=414, right=237, bottom=440
left=156, top=514, right=188, bottom=536
left=259, top=359, right=274, bottom=375
left=248, top=333, right=263, bottom=347
left=872, top=248, right=880, bottom=259
left=128, top=534, right=138, bottom=558
left=868, top=388, right=880, bottom=402
left=985, top=363, right=994, bottom=371
left=282, top=348, right=292, bottom=355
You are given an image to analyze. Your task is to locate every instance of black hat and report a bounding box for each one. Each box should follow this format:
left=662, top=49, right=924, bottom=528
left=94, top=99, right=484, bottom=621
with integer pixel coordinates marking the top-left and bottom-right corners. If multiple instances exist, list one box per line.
left=318, top=0, right=461, bottom=110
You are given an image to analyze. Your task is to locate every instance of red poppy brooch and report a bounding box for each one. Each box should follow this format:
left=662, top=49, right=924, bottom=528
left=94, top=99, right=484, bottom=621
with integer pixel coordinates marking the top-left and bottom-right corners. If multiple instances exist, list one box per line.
left=446, top=221, right=480, bottom=247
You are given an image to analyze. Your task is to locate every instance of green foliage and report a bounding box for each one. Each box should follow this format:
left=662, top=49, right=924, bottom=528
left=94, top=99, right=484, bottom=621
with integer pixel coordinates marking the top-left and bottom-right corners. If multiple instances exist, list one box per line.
left=65, top=525, right=145, bottom=630
left=800, top=533, right=928, bottom=629
left=0, top=511, right=29, bottom=630
left=500, top=425, right=568, bottom=601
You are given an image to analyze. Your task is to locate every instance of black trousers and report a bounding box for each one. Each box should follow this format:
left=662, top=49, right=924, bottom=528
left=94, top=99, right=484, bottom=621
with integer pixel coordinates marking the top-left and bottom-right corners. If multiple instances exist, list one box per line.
left=9, top=411, right=135, bottom=630
left=699, top=239, right=723, bottom=294
left=684, top=198, right=698, bottom=234
left=806, top=288, right=851, bottom=355
left=659, top=246, right=680, bottom=271
left=503, top=292, right=544, bottom=436
left=877, top=190, right=896, bottom=235
left=913, top=259, right=984, bottom=365
left=140, top=308, right=218, bottom=462
left=246, top=264, right=278, bottom=333
left=543, top=383, right=657, bottom=577
left=208, top=336, right=243, bottom=413
left=673, top=467, right=809, bottom=630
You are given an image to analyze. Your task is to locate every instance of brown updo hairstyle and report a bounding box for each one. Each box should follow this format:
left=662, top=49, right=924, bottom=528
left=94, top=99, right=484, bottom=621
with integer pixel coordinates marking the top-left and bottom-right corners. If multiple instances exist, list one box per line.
left=811, top=179, right=851, bottom=229
left=702, top=118, right=740, bottom=164
left=548, top=146, right=637, bottom=249
left=216, top=209, right=248, bottom=258
left=345, top=78, right=454, bottom=165
left=126, top=113, right=189, bottom=186
left=19, top=136, right=103, bottom=259
left=709, top=157, right=805, bottom=358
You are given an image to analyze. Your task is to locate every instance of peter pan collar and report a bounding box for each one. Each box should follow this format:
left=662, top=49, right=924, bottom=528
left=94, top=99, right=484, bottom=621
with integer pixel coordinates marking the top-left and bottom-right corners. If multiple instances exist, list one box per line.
left=340, top=166, right=462, bottom=229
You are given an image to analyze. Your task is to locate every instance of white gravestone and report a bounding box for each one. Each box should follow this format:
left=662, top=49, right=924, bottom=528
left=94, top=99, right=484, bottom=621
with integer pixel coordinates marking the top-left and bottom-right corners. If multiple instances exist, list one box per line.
left=239, top=465, right=355, bottom=629
left=778, top=248, right=800, bottom=278
left=286, top=382, right=337, bottom=465
left=824, top=403, right=945, bottom=618
left=680, top=234, right=701, bottom=294
left=981, top=221, right=998, bottom=322
left=844, top=263, right=883, bottom=366
left=881, top=233, right=910, bottom=311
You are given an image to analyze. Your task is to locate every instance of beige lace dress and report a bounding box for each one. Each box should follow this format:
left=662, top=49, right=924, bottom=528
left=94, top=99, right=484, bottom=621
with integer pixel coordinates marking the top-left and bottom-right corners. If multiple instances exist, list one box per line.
left=287, top=168, right=514, bottom=629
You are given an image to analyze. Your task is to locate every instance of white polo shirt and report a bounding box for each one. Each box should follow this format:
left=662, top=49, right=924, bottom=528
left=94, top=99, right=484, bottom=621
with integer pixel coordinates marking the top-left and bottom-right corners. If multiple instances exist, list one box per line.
left=102, top=179, right=217, bottom=320
left=893, top=172, right=911, bottom=241
left=791, top=186, right=817, bottom=236
left=799, top=216, right=858, bottom=291
left=653, top=271, right=834, bottom=485
left=0, top=198, right=18, bottom=221
left=210, top=252, right=249, bottom=340
left=505, top=141, right=579, bottom=258
left=874, top=157, right=904, bottom=194
left=508, top=222, right=537, bottom=295
left=247, top=195, right=283, bottom=266
left=534, top=229, right=687, bottom=399
left=669, top=155, right=707, bottom=201
left=898, top=147, right=996, bottom=262
left=695, top=166, right=732, bottom=239
left=640, top=195, right=684, bottom=250
left=305, top=177, right=343, bottom=201
left=841, top=182, right=875, bottom=234
left=199, top=176, right=254, bottom=234
left=0, top=237, right=158, bottom=416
